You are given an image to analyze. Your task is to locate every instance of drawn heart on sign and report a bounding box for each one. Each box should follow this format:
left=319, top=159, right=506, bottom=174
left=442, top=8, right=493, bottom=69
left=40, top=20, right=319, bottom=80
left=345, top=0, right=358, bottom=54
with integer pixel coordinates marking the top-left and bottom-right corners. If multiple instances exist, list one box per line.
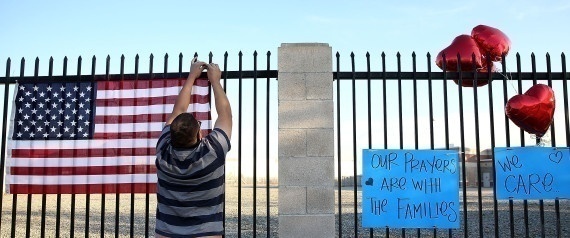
left=549, top=151, right=563, bottom=164
left=365, top=178, right=373, bottom=186
left=505, top=84, right=555, bottom=137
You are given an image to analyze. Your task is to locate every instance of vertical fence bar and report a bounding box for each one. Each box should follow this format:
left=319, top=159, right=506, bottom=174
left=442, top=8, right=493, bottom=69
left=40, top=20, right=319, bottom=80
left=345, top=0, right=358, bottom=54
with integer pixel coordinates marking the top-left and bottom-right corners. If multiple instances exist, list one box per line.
left=412, top=53, right=418, bottom=149
left=164, top=53, right=168, bottom=75
left=222, top=52, right=228, bottom=233
left=396, top=52, right=406, bottom=238
left=531, top=53, right=544, bottom=238
left=209, top=52, right=213, bottom=107
left=456, top=53, right=468, bottom=238
left=71, top=56, right=82, bottom=238
left=471, top=53, right=484, bottom=238
left=486, top=53, right=499, bottom=238
left=442, top=54, right=452, bottom=238
left=63, top=58, right=70, bottom=227
left=58, top=57, right=68, bottom=238
left=12, top=60, right=19, bottom=237
left=546, top=53, right=556, bottom=139
left=265, top=51, right=271, bottom=238
left=427, top=53, right=434, bottom=146
left=381, top=52, right=389, bottom=238
left=68, top=57, right=77, bottom=236
left=238, top=51, right=243, bottom=238
left=559, top=53, right=567, bottom=238
left=500, top=53, right=509, bottom=141
left=101, top=55, right=110, bottom=238
left=26, top=57, right=35, bottom=237
left=253, top=51, right=258, bottom=238
left=10, top=58, right=24, bottom=238
left=396, top=52, right=403, bottom=154
left=146, top=53, right=154, bottom=238
left=223, top=52, right=228, bottom=94
left=86, top=55, right=96, bottom=238
left=130, top=54, right=140, bottom=238
left=562, top=53, right=569, bottom=146
left=2, top=61, right=9, bottom=235
left=155, top=52, right=164, bottom=238
left=543, top=53, right=553, bottom=238
left=412, top=53, right=418, bottom=147
left=60, top=56, right=71, bottom=237
left=516, top=54, right=524, bottom=145
left=366, top=52, right=374, bottom=238
left=114, top=54, right=125, bottom=238
left=335, top=52, right=342, bottom=238
left=29, top=59, right=42, bottom=236
left=350, top=52, right=358, bottom=238
left=42, top=57, right=54, bottom=238
left=503, top=54, right=515, bottom=237
left=427, top=52, right=438, bottom=238
left=68, top=58, right=78, bottom=224
left=532, top=53, right=540, bottom=147
left=178, top=53, right=183, bottom=77
left=531, top=53, right=537, bottom=86
left=0, top=58, right=10, bottom=236
left=412, top=52, right=421, bottom=238
left=395, top=51, right=403, bottom=169
left=11, top=58, right=24, bottom=238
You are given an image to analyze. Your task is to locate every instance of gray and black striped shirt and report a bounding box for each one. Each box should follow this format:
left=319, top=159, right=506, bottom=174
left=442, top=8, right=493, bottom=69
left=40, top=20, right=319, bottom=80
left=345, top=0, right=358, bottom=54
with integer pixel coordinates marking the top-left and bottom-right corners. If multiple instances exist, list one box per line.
left=155, top=126, right=231, bottom=237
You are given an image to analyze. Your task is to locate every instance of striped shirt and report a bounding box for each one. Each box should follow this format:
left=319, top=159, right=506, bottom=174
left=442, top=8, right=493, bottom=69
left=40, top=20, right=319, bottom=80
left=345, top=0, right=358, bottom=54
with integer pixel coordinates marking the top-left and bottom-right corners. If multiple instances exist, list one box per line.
left=155, top=126, right=231, bottom=237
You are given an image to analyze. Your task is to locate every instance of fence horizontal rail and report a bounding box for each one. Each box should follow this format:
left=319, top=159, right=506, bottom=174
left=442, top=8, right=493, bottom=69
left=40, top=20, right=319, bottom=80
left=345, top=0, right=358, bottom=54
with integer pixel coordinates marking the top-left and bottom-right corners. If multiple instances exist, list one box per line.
left=4, top=71, right=568, bottom=83
left=333, top=72, right=570, bottom=80
left=0, top=70, right=278, bottom=83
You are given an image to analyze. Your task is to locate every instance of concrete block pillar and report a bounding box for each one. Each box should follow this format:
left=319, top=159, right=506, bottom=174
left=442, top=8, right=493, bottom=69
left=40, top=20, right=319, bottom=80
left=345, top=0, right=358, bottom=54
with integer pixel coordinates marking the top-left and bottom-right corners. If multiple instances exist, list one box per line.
left=278, top=43, right=334, bottom=237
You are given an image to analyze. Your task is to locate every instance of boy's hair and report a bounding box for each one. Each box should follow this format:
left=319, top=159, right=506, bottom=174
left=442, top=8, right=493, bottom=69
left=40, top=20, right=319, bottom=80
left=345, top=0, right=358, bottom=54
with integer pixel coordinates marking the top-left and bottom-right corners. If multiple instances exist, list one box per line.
left=170, top=113, right=201, bottom=148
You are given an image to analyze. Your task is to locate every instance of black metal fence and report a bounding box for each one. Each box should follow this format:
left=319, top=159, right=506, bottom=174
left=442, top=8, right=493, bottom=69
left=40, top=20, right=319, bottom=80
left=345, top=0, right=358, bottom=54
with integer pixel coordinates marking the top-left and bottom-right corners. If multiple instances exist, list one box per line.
left=2, top=49, right=570, bottom=238
left=0, top=52, right=278, bottom=237
left=334, top=51, right=570, bottom=237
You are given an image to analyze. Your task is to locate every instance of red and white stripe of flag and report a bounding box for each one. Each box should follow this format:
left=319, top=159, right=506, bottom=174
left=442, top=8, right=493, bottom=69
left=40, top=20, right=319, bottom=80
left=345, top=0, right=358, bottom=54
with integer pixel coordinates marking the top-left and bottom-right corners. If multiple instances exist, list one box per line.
left=7, top=78, right=211, bottom=194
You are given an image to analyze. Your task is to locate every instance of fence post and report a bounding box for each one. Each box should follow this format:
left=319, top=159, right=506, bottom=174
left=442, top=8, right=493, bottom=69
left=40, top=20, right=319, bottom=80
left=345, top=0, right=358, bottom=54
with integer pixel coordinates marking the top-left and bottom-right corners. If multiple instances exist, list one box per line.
left=278, top=43, right=335, bottom=237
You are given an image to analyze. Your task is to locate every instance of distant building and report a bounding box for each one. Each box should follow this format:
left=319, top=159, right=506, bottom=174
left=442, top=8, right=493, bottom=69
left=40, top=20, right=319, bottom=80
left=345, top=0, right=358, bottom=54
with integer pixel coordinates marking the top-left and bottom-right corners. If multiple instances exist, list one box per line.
left=463, top=147, right=494, bottom=188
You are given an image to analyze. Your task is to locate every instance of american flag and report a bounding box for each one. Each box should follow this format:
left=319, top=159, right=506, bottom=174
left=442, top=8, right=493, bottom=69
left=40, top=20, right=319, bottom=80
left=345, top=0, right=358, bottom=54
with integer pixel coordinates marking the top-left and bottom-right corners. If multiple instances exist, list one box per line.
left=6, top=78, right=211, bottom=194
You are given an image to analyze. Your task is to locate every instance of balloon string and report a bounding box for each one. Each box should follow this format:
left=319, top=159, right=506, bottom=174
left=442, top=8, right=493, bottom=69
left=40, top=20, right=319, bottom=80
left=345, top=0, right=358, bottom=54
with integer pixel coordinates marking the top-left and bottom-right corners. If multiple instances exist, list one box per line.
left=531, top=135, right=547, bottom=147
left=496, top=65, right=518, bottom=95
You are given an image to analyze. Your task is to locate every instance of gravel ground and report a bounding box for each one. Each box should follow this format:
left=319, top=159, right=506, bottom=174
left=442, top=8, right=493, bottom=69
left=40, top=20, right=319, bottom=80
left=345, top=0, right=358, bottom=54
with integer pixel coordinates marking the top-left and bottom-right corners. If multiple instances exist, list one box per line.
left=2, top=187, right=569, bottom=237
left=337, top=187, right=570, bottom=238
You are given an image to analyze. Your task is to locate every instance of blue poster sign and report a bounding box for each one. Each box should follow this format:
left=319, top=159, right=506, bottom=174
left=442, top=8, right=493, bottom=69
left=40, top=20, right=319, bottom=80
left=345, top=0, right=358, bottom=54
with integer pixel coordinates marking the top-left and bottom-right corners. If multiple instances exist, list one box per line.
left=494, top=147, right=570, bottom=200
left=362, top=149, right=460, bottom=229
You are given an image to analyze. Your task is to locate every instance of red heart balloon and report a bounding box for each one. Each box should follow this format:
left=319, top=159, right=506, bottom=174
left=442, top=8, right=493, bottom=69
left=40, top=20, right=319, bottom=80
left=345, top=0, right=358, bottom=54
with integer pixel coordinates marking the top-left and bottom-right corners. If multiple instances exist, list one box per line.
left=436, top=35, right=482, bottom=72
left=452, top=62, right=496, bottom=87
left=505, top=84, right=555, bottom=137
left=471, top=25, right=511, bottom=62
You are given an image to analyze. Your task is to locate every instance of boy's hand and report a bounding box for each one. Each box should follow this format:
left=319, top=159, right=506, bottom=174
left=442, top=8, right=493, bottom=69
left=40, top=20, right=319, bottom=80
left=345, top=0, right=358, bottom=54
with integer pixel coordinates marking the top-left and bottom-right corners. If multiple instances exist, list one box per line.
left=207, top=63, right=222, bottom=83
left=189, top=57, right=207, bottom=79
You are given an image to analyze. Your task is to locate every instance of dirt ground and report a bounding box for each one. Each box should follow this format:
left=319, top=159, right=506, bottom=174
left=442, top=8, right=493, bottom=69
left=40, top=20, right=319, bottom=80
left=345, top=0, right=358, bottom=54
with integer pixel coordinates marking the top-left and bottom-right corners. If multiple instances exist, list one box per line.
left=1, top=187, right=569, bottom=237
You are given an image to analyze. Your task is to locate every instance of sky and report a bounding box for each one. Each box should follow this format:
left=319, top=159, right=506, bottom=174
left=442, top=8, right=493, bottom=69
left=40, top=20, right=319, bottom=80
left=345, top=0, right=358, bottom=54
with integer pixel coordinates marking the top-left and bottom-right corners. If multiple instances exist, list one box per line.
left=1, top=0, right=570, bottom=177
left=2, top=0, right=570, bottom=73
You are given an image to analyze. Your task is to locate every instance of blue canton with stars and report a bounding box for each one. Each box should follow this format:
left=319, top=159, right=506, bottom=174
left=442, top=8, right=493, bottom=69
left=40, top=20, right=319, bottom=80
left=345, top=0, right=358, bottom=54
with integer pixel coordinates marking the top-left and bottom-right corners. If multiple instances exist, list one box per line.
left=12, top=82, right=96, bottom=140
